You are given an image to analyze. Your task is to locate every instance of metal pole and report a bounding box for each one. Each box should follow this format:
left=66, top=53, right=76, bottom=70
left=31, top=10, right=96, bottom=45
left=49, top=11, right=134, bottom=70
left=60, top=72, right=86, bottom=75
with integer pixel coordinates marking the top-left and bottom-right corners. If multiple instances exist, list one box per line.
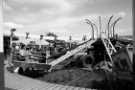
left=9, top=28, right=16, bottom=66
left=90, top=23, right=94, bottom=39
left=133, top=0, right=135, bottom=73
left=85, top=19, right=94, bottom=39
left=111, top=17, right=122, bottom=38
left=92, top=23, right=98, bottom=38
left=99, top=16, right=102, bottom=38
left=107, top=15, right=114, bottom=38
left=69, top=35, right=72, bottom=48
left=0, top=0, right=5, bottom=89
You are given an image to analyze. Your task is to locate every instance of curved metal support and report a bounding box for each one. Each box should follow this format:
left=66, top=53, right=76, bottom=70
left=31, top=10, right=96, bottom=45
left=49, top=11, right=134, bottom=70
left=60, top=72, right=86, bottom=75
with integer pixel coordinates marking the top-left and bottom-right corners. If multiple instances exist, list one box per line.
left=111, top=17, right=122, bottom=38
left=92, top=23, right=98, bottom=38
left=107, top=15, right=114, bottom=38
left=85, top=19, right=95, bottom=39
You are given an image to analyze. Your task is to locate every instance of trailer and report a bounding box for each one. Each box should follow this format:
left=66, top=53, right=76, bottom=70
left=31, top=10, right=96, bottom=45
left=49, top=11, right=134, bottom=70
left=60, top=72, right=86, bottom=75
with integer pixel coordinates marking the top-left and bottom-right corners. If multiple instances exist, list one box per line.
left=10, top=41, right=51, bottom=74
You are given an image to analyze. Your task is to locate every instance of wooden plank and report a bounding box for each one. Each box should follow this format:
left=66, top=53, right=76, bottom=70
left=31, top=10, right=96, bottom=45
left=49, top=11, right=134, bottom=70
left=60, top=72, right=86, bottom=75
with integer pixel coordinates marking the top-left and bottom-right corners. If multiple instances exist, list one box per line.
left=0, top=53, right=4, bottom=90
left=52, top=85, right=65, bottom=90
left=133, top=0, right=135, bottom=73
left=59, top=85, right=69, bottom=90
left=45, top=84, right=58, bottom=90
left=0, top=0, right=4, bottom=89
left=67, top=86, right=75, bottom=90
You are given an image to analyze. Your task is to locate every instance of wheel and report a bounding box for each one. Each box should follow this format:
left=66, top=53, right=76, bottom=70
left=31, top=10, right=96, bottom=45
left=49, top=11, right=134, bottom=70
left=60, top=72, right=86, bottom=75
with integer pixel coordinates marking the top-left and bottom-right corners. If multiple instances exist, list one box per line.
left=25, top=67, right=31, bottom=76
left=25, top=67, right=37, bottom=77
left=18, top=67, right=24, bottom=75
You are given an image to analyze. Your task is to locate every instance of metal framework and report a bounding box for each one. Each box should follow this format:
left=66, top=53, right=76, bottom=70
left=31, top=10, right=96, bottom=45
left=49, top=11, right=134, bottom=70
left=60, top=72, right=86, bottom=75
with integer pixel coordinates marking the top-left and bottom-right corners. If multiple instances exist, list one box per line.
left=85, top=19, right=95, bottom=39
left=107, top=15, right=114, bottom=38
left=110, top=17, right=122, bottom=38
left=102, top=38, right=116, bottom=62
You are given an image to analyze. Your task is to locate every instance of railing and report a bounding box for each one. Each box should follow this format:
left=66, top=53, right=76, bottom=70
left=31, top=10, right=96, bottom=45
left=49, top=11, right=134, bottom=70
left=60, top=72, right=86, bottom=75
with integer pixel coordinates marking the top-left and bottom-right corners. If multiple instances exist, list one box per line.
left=101, top=38, right=116, bottom=62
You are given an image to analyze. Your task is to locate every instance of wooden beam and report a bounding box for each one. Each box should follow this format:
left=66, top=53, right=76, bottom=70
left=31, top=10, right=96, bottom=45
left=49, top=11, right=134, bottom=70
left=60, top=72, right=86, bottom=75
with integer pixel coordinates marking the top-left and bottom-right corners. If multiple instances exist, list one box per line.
left=133, top=0, right=135, bottom=73
left=0, top=0, right=5, bottom=89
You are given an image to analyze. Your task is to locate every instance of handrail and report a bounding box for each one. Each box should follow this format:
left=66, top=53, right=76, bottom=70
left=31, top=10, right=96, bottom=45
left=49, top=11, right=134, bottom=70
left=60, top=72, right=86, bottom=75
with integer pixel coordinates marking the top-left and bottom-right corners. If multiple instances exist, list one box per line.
left=101, top=38, right=116, bottom=63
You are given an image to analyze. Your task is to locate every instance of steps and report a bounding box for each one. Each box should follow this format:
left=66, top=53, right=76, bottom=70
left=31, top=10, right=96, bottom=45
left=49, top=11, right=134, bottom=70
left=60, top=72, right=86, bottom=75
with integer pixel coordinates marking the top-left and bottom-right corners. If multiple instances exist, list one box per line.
left=101, top=38, right=116, bottom=62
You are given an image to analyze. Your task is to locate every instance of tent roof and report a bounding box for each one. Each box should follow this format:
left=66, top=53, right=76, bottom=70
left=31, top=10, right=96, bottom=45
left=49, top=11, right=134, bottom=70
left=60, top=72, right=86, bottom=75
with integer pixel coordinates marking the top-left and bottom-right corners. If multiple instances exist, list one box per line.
left=12, top=37, right=49, bottom=45
left=35, top=39, right=49, bottom=45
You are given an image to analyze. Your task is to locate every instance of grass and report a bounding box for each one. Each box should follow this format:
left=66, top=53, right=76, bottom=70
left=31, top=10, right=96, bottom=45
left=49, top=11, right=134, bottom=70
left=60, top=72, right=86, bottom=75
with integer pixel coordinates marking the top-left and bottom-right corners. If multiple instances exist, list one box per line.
left=38, top=69, right=135, bottom=90
left=38, top=69, right=106, bottom=89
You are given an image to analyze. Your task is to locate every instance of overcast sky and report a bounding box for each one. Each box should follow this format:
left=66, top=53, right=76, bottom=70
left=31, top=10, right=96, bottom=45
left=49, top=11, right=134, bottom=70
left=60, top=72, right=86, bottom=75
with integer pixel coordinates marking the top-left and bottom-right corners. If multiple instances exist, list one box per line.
left=3, top=0, right=132, bottom=40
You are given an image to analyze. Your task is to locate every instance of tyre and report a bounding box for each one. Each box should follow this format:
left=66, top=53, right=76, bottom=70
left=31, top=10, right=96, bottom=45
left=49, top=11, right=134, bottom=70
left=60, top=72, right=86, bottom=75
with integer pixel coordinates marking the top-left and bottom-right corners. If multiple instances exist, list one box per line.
left=18, top=67, right=24, bottom=75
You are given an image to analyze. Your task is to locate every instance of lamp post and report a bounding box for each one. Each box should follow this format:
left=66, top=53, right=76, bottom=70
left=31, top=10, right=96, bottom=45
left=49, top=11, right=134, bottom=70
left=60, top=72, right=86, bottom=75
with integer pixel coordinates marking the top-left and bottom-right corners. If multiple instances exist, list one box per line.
left=69, top=35, right=72, bottom=49
left=10, top=28, right=16, bottom=47
left=9, top=28, right=16, bottom=66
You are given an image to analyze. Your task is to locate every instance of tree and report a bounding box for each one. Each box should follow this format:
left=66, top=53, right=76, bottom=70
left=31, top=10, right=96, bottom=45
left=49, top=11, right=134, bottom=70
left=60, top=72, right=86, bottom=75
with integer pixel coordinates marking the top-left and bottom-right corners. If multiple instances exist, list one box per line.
left=46, top=32, right=58, bottom=40
left=69, top=35, right=72, bottom=41
left=40, top=34, right=44, bottom=40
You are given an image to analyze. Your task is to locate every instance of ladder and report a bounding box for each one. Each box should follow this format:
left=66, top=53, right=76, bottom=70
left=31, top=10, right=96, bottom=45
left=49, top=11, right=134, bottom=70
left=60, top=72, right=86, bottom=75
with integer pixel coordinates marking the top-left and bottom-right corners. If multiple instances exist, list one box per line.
left=101, top=38, right=116, bottom=62
left=49, top=40, right=96, bottom=67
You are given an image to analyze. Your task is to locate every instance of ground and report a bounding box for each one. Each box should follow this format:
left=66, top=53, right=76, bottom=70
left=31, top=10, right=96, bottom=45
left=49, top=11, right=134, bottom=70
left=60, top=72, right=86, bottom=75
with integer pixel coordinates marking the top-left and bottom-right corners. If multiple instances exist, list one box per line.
left=5, top=67, right=93, bottom=90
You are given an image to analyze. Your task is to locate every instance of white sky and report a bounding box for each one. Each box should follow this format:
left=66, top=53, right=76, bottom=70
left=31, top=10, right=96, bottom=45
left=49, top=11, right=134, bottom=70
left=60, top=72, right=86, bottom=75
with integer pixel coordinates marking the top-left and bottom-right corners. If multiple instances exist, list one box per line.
left=3, top=0, right=133, bottom=40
